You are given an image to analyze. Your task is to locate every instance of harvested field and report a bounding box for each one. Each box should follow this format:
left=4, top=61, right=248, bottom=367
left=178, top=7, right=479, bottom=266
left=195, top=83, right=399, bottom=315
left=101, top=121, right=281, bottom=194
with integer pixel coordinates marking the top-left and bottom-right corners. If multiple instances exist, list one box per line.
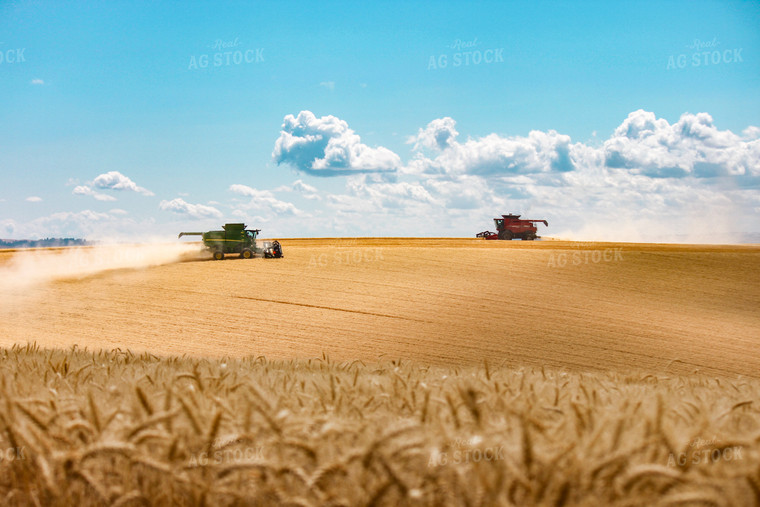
left=1, top=239, right=758, bottom=377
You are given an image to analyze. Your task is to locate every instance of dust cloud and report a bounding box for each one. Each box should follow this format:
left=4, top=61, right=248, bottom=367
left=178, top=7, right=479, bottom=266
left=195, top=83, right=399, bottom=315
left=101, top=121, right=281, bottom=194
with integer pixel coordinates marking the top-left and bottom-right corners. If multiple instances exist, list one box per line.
left=0, top=243, right=202, bottom=293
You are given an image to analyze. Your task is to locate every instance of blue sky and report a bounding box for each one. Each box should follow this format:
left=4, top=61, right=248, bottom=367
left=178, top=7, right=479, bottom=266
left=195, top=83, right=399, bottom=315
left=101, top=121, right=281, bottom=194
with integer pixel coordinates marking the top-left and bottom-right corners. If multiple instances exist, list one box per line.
left=1, top=0, right=759, bottom=241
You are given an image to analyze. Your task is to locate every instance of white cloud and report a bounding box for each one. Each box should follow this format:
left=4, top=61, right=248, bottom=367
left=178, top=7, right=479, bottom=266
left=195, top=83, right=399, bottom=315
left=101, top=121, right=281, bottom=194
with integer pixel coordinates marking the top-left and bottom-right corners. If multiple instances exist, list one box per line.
left=25, top=196, right=42, bottom=202
left=273, top=111, right=401, bottom=176
left=73, top=185, right=117, bottom=201
left=421, top=175, right=499, bottom=210
left=409, top=117, right=459, bottom=152
left=30, top=78, right=44, bottom=85
left=404, top=111, right=758, bottom=183
left=275, top=179, right=321, bottom=200
left=406, top=118, right=575, bottom=177
left=277, top=110, right=759, bottom=242
left=743, top=126, right=760, bottom=140
left=109, top=208, right=128, bottom=215
left=93, top=171, right=154, bottom=196
left=603, top=109, right=760, bottom=180
left=345, top=175, right=438, bottom=210
left=159, top=198, right=222, bottom=219
left=291, top=179, right=319, bottom=195
left=319, top=81, right=335, bottom=91
left=229, top=184, right=300, bottom=215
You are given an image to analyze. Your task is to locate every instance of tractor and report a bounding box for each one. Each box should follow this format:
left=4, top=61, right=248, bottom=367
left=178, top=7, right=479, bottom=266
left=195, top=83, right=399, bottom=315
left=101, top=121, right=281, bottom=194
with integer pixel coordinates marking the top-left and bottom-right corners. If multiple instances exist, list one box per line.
left=476, top=214, right=548, bottom=240
left=178, top=223, right=283, bottom=260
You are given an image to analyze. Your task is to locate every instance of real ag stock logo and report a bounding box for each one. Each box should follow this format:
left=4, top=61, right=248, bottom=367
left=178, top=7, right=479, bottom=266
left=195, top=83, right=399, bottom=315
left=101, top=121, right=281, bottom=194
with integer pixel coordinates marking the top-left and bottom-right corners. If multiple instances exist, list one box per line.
left=427, top=37, right=504, bottom=70
left=666, top=37, right=743, bottom=70
left=188, top=37, right=264, bottom=71
left=666, top=436, right=744, bottom=467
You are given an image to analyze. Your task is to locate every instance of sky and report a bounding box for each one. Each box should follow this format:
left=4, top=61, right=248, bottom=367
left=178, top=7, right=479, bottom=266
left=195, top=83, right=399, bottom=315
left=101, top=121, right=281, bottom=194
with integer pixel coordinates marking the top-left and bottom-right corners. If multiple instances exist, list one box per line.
left=1, top=0, right=759, bottom=242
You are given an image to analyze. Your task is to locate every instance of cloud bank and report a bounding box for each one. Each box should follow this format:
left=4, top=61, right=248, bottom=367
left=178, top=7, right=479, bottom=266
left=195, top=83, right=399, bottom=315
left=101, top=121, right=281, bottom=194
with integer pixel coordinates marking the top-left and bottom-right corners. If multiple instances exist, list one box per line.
left=268, top=109, right=759, bottom=242
left=8, top=110, right=758, bottom=243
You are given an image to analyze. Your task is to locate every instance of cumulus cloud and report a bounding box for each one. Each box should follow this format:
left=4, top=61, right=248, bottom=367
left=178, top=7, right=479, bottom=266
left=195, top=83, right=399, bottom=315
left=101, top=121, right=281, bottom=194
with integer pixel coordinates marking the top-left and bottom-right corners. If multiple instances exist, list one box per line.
left=93, top=171, right=154, bottom=196
left=73, top=185, right=117, bottom=201
left=159, top=198, right=222, bottom=219
left=272, top=111, right=401, bottom=176
left=25, top=196, right=42, bottom=202
left=285, top=109, right=758, bottom=241
left=229, top=184, right=300, bottom=215
left=292, top=179, right=319, bottom=195
left=30, top=78, right=44, bottom=85
left=409, top=117, right=459, bottom=151
left=404, top=111, right=757, bottom=182
left=603, top=109, right=760, bottom=180
left=406, top=118, right=575, bottom=177
left=743, top=126, right=760, bottom=140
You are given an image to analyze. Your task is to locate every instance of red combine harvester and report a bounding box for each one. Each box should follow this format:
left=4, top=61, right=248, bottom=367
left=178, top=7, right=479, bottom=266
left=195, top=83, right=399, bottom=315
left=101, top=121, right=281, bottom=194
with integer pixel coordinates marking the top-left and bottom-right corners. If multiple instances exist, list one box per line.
left=476, top=214, right=548, bottom=240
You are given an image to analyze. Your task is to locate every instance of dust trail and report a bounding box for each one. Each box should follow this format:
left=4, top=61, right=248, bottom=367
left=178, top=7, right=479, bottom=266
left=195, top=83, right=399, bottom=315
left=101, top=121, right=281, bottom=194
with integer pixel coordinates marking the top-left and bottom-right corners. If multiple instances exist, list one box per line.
left=0, top=243, right=202, bottom=293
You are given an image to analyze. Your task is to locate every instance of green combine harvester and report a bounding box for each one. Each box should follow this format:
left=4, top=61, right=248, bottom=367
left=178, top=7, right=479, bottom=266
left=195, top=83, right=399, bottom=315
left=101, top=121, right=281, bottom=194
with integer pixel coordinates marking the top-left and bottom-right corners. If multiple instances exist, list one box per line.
left=178, top=223, right=283, bottom=260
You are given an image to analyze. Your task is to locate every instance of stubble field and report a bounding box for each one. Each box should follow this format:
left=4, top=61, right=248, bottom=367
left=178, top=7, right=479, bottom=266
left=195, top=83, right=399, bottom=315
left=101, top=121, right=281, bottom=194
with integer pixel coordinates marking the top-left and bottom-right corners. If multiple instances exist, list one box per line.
left=1, top=238, right=758, bottom=377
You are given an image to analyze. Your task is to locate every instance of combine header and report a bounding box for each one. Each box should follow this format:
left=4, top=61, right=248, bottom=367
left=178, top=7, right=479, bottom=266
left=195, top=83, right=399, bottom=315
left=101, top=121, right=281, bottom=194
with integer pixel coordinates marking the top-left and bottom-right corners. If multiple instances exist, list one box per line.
left=476, top=214, right=548, bottom=240
left=179, top=223, right=283, bottom=260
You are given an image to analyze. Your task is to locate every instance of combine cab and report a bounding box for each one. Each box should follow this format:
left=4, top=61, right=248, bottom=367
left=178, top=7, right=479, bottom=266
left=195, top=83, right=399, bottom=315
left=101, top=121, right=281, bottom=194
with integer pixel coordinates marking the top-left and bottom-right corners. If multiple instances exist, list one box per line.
left=476, top=214, right=548, bottom=240
left=179, top=223, right=283, bottom=260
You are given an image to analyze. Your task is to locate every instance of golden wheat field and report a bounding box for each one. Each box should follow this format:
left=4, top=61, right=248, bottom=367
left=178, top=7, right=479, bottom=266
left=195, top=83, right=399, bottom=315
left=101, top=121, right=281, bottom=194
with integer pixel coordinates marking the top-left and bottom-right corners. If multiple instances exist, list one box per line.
left=0, top=238, right=759, bottom=505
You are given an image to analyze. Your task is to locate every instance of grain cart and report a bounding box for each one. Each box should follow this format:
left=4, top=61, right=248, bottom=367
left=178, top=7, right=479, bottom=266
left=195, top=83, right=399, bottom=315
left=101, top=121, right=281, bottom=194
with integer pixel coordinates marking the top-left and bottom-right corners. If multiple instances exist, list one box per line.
left=178, top=223, right=283, bottom=260
left=476, top=214, right=548, bottom=240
